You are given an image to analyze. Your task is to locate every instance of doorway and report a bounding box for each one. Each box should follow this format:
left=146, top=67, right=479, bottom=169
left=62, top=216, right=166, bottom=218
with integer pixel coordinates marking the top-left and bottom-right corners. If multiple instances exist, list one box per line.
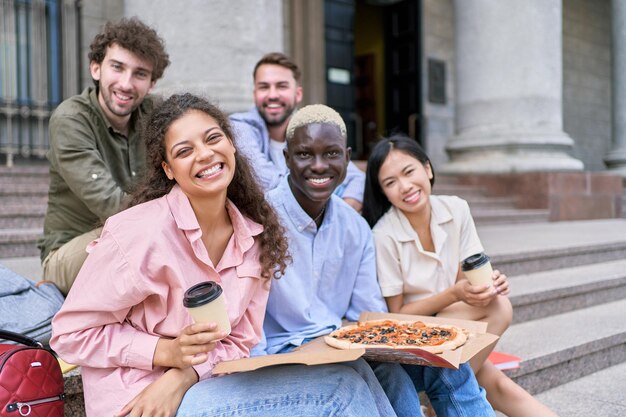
left=324, top=0, right=423, bottom=159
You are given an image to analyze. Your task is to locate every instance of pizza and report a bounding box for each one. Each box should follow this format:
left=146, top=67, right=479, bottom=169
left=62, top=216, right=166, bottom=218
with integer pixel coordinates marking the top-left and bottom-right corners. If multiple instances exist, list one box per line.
left=324, top=319, right=468, bottom=354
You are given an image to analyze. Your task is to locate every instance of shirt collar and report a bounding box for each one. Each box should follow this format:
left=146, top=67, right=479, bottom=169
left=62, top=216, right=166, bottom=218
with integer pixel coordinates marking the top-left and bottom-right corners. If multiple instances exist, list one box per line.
left=275, top=176, right=335, bottom=234
left=165, top=184, right=263, bottom=254
left=387, top=195, right=454, bottom=243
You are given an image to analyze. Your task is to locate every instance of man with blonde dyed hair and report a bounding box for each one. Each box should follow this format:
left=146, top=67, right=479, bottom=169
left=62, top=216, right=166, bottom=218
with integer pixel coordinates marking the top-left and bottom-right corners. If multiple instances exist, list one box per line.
left=230, top=53, right=365, bottom=211
left=254, top=104, right=496, bottom=417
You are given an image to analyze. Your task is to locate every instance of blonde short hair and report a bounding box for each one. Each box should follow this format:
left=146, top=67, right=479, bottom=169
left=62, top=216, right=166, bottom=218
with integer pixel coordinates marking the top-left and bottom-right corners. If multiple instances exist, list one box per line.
left=286, top=104, right=347, bottom=142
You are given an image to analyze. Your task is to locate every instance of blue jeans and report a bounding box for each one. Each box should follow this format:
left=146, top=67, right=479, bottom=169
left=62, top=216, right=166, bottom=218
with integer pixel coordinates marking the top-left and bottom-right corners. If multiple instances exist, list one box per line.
left=175, top=363, right=393, bottom=417
left=401, top=363, right=495, bottom=417
left=342, top=360, right=421, bottom=417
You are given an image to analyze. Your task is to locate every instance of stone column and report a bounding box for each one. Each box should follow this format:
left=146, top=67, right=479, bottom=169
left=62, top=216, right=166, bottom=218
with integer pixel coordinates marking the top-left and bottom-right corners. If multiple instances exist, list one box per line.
left=442, top=0, right=583, bottom=173
left=605, top=0, right=626, bottom=177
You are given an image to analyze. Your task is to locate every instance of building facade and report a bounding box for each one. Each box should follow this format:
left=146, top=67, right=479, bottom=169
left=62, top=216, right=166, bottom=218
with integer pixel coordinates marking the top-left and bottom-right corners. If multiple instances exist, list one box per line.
left=1, top=0, right=624, bottom=178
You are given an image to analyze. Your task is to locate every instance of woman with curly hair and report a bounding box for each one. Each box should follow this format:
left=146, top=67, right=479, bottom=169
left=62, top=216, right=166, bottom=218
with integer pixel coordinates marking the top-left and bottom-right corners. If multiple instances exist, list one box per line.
left=51, top=94, right=386, bottom=417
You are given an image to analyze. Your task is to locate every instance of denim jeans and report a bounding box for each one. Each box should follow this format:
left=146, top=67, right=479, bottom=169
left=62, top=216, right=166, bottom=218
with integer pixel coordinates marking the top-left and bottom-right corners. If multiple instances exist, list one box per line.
left=402, top=363, right=495, bottom=417
left=175, top=363, right=394, bottom=417
left=342, top=360, right=421, bottom=417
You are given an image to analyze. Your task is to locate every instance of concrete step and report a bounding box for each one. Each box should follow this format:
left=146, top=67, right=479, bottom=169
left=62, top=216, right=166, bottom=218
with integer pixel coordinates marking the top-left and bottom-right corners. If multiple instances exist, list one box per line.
left=0, top=229, right=41, bottom=258
left=0, top=177, right=49, bottom=186
left=534, top=362, right=626, bottom=417
left=0, top=216, right=44, bottom=229
left=432, top=184, right=485, bottom=198
left=497, top=298, right=626, bottom=395
left=463, top=195, right=518, bottom=209
left=0, top=195, right=48, bottom=205
left=509, top=259, right=626, bottom=323
left=0, top=256, right=43, bottom=281
left=0, top=204, right=46, bottom=228
left=479, top=219, right=626, bottom=275
left=0, top=165, right=49, bottom=175
left=0, top=183, right=49, bottom=195
left=471, top=208, right=550, bottom=225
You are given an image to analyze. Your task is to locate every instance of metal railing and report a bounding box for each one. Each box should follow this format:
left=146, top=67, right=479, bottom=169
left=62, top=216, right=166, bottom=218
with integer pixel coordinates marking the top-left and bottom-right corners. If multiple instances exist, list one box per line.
left=0, top=0, right=81, bottom=166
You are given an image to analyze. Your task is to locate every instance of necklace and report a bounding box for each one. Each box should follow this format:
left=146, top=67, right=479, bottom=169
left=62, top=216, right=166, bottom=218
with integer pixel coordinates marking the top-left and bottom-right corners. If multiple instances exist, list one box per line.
left=312, top=205, right=326, bottom=224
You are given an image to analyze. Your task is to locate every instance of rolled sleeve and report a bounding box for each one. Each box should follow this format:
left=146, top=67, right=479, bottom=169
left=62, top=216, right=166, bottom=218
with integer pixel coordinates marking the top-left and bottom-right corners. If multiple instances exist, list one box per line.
left=458, top=200, right=485, bottom=260
left=373, top=232, right=405, bottom=297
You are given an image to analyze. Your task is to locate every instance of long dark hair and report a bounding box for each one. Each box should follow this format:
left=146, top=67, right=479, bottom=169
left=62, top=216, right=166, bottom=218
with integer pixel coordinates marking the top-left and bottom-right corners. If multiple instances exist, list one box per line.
left=362, top=134, right=435, bottom=228
left=128, top=93, right=290, bottom=279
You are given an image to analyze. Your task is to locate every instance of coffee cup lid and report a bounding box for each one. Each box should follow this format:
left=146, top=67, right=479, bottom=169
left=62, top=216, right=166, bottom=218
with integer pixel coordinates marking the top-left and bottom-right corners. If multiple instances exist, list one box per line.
left=461, top=253, right=490, bottom=271
left=183, top=281, right=223, bottom=308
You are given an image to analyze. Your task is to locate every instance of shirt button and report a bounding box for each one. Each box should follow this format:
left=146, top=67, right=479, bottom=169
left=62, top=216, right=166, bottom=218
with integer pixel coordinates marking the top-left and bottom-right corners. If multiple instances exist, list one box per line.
left=91, top=173, right=98, bottom=179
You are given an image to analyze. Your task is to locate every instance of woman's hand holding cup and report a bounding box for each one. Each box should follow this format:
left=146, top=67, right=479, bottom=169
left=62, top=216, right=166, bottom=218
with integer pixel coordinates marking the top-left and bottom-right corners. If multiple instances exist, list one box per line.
left=492, top=269, right=510, bottom=296
left=154, top=322, right=227, bottom=369
left=454, top=279, right=495, bottom=307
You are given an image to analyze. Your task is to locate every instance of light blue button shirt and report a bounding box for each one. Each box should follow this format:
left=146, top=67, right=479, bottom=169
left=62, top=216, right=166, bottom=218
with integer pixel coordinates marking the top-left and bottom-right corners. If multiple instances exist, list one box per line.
left=255, top=177, right=388, bottom=355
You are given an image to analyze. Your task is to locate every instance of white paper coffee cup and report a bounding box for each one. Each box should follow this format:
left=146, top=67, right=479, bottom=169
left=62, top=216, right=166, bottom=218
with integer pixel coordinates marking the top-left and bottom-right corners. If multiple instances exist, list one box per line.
left=183, top=281, right=231, bottom=335
left=461, top=253, right=493, bottom=287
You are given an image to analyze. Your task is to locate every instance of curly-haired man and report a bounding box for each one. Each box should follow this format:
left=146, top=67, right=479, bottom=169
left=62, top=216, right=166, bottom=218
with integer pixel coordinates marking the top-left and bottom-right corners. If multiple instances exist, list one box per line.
left=38, top=17, right=170, bottom=295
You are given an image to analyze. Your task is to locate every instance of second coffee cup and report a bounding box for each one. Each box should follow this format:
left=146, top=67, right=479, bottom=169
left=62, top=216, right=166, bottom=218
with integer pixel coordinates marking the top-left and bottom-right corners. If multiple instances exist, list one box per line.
left=183, top=281, right=231, bottom=335
left=461, top=253, right=494, bottom=287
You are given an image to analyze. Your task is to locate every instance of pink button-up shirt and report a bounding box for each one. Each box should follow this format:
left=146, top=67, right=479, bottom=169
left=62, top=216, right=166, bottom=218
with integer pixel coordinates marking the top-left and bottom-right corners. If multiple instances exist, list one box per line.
left=50, top=185, right=269, bottom=416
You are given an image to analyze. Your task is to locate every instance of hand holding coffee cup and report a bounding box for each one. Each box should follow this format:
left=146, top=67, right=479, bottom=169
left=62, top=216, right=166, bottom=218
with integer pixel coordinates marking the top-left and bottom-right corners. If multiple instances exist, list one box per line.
left=183, top=281, right=232, bottom=335
left=461, top=253, right=494, bottom=287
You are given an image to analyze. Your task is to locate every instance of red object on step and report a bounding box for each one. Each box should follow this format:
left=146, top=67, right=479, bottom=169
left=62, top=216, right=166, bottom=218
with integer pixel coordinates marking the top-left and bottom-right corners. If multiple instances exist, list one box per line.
left=488, top=351, right=522, bottom=371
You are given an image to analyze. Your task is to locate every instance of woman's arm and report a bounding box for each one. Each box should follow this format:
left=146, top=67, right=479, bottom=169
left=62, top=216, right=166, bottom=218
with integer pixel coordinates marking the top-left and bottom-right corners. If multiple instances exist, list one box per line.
left=51, top=234, right=160, bottom=370
left=114, top=367, right=199, bottom=417
left=385, top=267, right=497, bottom=315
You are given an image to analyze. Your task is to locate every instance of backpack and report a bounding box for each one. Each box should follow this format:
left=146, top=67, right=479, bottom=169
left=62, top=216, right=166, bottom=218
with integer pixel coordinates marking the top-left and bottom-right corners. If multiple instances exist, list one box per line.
left=0, top=265, right=64, bottom=345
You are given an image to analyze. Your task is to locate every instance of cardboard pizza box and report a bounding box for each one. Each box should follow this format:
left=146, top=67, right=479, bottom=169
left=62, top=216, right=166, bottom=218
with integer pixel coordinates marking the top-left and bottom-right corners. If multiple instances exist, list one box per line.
left=212, top=312, right=499, bottom=375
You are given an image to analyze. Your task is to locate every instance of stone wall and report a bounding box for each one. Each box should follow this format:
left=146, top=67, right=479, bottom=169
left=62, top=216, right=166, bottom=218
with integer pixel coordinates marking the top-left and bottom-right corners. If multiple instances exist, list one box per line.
left=562, top=0, right=612, bottom=170
left=421, top=0, right=455, bottom=169
left=79, top=0, right=124, bottom=89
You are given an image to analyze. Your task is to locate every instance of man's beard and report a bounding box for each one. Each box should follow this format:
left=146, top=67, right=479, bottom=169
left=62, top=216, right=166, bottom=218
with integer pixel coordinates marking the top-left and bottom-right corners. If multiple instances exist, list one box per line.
left=259, top=102, right=296, bottom=127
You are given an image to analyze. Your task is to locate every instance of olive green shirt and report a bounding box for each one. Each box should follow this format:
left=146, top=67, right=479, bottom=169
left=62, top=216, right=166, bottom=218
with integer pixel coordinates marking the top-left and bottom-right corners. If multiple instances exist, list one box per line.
left=38, top=87, right=156, bottom=261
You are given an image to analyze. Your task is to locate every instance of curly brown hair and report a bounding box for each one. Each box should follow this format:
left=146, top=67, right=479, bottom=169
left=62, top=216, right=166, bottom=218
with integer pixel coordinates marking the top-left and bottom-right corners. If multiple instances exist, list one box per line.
left=127, top=93, right=290, bottom=279
left=253, top=52, right=301, bottom=84
left=89, top=17, right=170, bottom=84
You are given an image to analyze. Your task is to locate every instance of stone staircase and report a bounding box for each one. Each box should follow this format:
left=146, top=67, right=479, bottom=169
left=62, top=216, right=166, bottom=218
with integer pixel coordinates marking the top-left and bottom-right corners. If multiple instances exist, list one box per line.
left=2, top=163, right=625, bottom=416
left=0, top=164, right=48, bottom=258
left=478, top=219, right=626, bottom=415
left=433, top=175, right=551, bottom=225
